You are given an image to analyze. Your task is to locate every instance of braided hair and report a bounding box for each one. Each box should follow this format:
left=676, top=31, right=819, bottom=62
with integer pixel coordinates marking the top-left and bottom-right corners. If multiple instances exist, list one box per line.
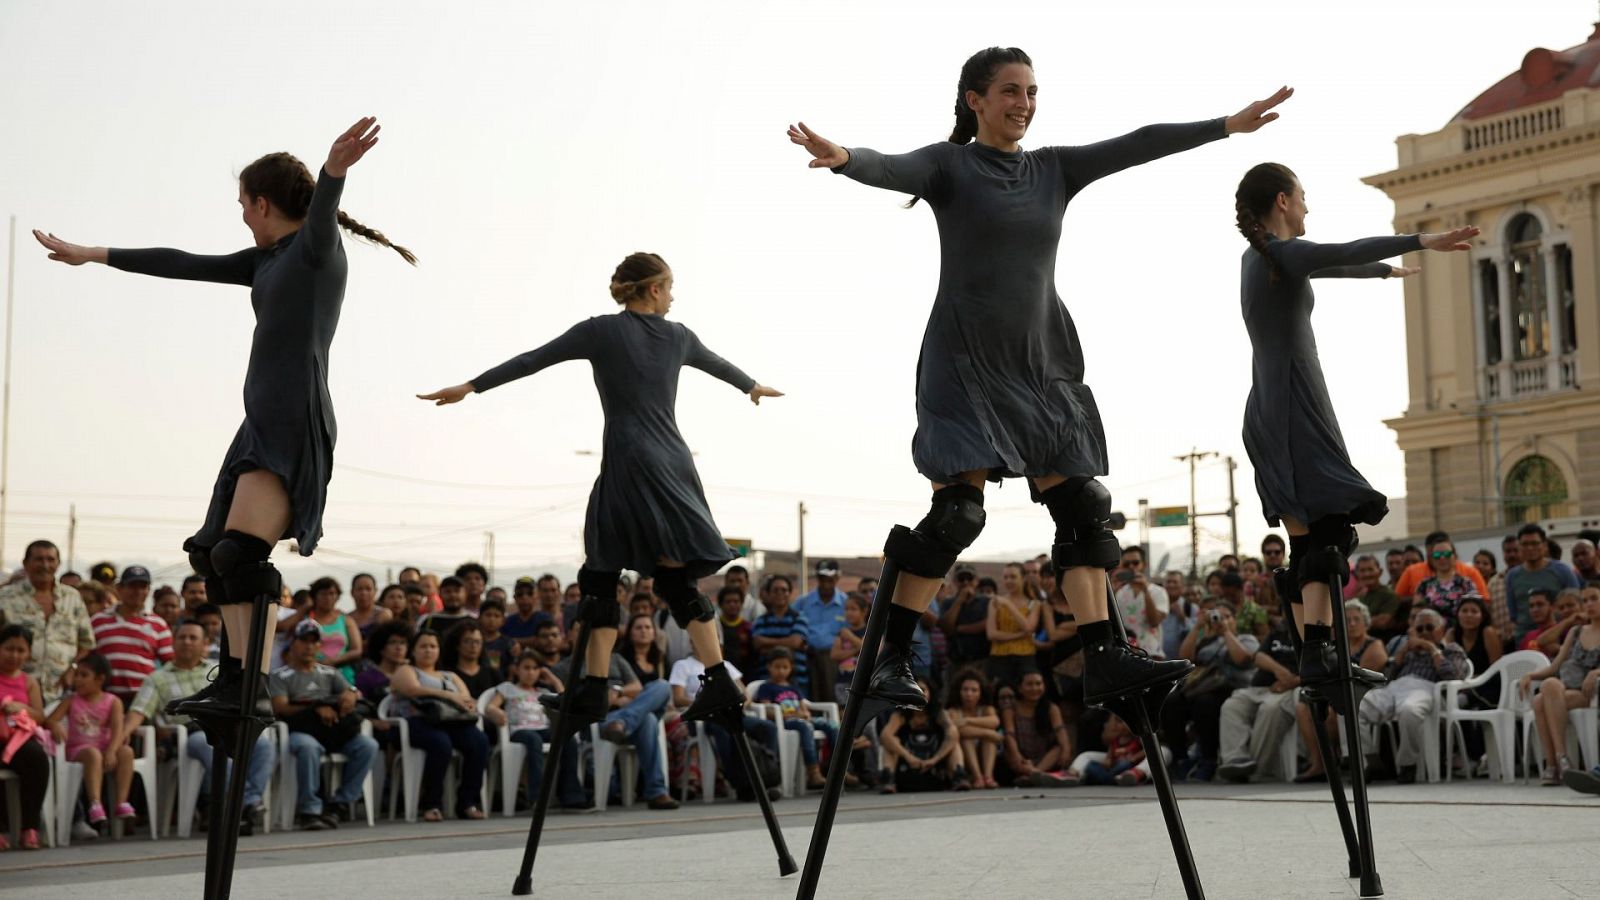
left=608, top=252, right=670, bottom=304
left=907, top=46, right=1033, bottom=208
left=1233, top=162, right=1298, bottom=282
left=238, top=152, right=417, bottom=265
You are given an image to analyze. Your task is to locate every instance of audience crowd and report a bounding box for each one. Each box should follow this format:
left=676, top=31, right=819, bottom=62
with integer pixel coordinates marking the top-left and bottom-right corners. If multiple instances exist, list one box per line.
left=1, top=520, right=1598, bottom=851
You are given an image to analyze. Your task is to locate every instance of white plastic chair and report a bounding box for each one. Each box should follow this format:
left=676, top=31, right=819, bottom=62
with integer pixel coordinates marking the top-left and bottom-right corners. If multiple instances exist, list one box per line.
left=1442, top=650, right=1546, bottom=783
left=0, top=753, right=56, bottom=847
left=680, top=720, right=719, bottom=805
left=273, top=719, right=376, bottom=830
left=158, top=723, right=275, bottom=839
left=1568, top=692, right=1598, bottom=772
left=378, top=694, right=486, bottom=821
left=744, top=679, right=800, bottom=797
left=1376, top=658, right=1473, bottom=783
left=55, top=724, right=160, bottom=843
left=478, top=690, right=550, bottom=817
left=588, top=718, right=669, bottom=811
left=1523, top=677, right=1600, bottom=779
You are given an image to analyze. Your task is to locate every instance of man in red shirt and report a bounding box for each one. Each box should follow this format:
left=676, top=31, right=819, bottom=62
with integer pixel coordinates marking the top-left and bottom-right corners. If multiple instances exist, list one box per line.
left=91, top=565, right=174, bottom=704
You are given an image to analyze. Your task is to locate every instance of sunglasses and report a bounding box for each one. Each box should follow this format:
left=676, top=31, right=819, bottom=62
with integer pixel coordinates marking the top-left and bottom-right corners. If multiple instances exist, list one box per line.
left=1431, top=550, right=1454, bottom=560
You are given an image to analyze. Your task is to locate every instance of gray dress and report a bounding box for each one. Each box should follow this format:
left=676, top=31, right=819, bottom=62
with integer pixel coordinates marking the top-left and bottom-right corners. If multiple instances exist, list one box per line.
left=834, top=120, right=1228, bottom=483
left=470, top=311, right=756, bottom=578
left=107, top=170, right=349, bottom=555
left=1239, top=234, right=1422, bottom=527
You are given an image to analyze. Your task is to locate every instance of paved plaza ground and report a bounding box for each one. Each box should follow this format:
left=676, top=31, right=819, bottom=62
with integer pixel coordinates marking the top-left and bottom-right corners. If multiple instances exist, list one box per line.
left=4, top=780, right=1596, bottom=898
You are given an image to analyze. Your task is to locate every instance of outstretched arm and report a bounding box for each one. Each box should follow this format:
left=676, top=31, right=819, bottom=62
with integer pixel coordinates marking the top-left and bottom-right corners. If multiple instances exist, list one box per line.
left=1272, top=228, right=1476, bottom=281
left=1310, top=263, right=1416, bottom=280
left=684, top=327, right=784, bottom=405
left=418, top=319, right=595, bottom=405
left=301, top=117, right=379, bottom=264
left=36, top=231, right=257, bottom=286
left=789, top=122, right=949, bottom=198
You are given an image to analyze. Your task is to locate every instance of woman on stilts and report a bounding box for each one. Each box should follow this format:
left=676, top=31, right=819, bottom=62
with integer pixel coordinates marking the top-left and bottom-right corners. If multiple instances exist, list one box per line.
left=34, top=118, right=414, bottom=721
left=787, top=48, right=1290, bottom=715
left=418, top=252, right=783, bottom=725
left=1232, top=163, right=1476, bottom=682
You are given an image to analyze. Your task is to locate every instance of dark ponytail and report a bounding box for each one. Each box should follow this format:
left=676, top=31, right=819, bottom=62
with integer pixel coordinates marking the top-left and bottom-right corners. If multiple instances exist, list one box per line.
left=1234, top=162, right=1298, bottom=282
left=239, top=152, right=417, bottom=265
left=907, top=46, right=1032, bottom=208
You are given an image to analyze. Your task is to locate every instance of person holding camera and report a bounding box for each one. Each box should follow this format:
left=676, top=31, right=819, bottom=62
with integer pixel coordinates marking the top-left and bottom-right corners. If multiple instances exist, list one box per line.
left=269, top=620, right=379, bottom=830
left=1113, top=546, right=1169, bottom=658
left=938, top=564, right=990, bottom=674
left=1358, top=607, right=1467, bottom=783
left=1163, top=600, right=1260, bottom=781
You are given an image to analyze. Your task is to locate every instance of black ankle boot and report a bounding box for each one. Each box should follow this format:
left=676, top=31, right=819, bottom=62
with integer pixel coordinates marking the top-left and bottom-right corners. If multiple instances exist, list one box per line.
left=865, top=644, right=925, bottom=709
left=1298, top=639, right=1341, bottom=687
left=1081, top=639, right=1192, bottom=704
left=173, top=669, right=273, bottom=722
left=684, top=666, right=744, bottom=721
left=547, top=676, right=612, bottom=725
left=168, top=658, right=241, bottom=717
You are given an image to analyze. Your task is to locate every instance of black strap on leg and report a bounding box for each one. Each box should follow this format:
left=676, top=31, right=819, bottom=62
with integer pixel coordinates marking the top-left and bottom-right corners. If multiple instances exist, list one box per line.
left=655, top=567, right=716, bottom=628
left=1041, top=477, right=1122, bottom=571
left=574, top=567, right=622, bottom=629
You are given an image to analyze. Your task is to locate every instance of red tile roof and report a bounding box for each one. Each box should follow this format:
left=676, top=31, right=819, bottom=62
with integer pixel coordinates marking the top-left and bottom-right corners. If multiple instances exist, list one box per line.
left=1456, top=24, right=1600, bottom=121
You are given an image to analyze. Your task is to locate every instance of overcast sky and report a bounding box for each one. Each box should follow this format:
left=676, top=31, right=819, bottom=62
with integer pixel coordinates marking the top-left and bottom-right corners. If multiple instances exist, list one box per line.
left=1, top=1, right=1591, bottom=586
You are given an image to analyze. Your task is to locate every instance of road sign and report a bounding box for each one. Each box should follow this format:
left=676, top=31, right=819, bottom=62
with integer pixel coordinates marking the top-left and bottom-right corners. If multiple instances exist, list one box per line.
left=725, top=537, right=753, bottom=558
left=1150, top=506, right=1189, bottom=527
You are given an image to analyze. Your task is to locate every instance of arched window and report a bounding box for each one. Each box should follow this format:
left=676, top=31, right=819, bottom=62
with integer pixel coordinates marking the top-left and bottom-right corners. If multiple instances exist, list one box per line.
left=1508, top=213, right=1548, bottom=360
left=1503, top=454, right=1568, bottom=524
left=1474, top=208, right=1580, bottom=399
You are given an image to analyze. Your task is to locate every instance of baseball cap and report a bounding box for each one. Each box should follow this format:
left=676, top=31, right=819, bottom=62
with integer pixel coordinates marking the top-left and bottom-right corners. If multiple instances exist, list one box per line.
left=119, top=565, right=152, bottom=585
left=815, top=559, right=840, bottom=577
left=292, top=619, right=323, bottom=641
left=953, top=563, right=976, bottom=579
left=90, top=561, right=117, bottom=583
left=514, top=576, right=536, bottom=592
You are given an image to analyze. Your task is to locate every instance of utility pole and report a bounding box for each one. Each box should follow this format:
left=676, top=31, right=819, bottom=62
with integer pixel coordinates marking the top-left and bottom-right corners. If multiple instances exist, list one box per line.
left=67, top=504, right=77, bottom=572
left=1175, top=449, right=1217, bottom=577
left=797, top=501, right=808, bottom=596
left=1225, top=456, right=1239, bottom=559
left=484, top=531, right=496, bottom=585
left=1138, top=498, right=1150, bottom=564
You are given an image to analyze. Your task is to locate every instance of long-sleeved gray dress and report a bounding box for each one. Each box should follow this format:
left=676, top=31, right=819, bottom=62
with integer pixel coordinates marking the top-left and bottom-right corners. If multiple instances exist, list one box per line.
left=1239, top=234, right=1422, bottom=527
left=107, top=170, right=349, bottom=556
left=470, top=311, right=757, bottom=578
left=833, top=120, right=1228, bottom=483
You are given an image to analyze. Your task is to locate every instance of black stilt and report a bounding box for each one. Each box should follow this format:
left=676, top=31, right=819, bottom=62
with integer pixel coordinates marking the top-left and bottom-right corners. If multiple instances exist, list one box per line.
left=512, top=620, right=595, bottom=896
left=795, top=558, right=900, bottom=900
left=1325, top=565, right=1382, bottom=899
left=197, top=596, right=273, bottom=900
left=1094, top=577, right=1205, bottom=900
left=716, top=710, right=798, bottom=876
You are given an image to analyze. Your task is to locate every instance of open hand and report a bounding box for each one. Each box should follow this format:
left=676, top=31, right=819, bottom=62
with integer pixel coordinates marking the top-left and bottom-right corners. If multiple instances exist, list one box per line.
left=787, top=122, right=849, bottom=169
left=1388, top=265, right=1421, bottom=278
left=749, top=384, right=784, bottom=406
left=1225, top=86, right=1294, bottom=135
left=33, top=230, right=102, bottom=266
left=1420, top=226, right=1479, bottom=252
left=326, top=116, right=382, bottom=178
left=417, top=383, right=475, bottom=406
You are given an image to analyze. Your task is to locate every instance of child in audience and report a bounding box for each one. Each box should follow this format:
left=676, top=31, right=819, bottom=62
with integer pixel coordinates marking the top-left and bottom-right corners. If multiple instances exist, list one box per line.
left=945, top=668, right=1002, bottom=788
left=754, top=647, right=840, bottom=789
left=477, top=598, right=515, bottom=673
left=485, top=653, right=582, bottom=808
left=830, top=594, right=870, bottom=704
left=45, top=653, right=137, bottom=829
left=1081, top=714, right=1147, bottom=786
left=0, top=625, right=54, bottom=849
left=880, top=676, right=967, bottom=793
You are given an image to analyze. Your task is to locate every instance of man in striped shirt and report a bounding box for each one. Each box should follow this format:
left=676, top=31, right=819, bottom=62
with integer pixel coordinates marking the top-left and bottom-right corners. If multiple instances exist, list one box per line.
left=91, top=565, right=174, bottom=704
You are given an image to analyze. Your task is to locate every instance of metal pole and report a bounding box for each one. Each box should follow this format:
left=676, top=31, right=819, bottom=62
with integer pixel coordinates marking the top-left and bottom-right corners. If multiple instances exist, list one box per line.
left=1, top=216, right=14, bottom=569
left=1138, top=497, right=1150, bottom=565
left=67, top=504, right=77, bottom=572
left=797, top=501, right=808, bottom=596
left=1491, top=415, right=1503, bottom=527
left=1225, top=456, right=1239, bottom=559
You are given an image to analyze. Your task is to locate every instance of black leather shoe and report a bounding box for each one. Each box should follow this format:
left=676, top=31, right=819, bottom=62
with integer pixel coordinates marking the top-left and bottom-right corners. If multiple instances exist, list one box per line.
left=168, top=660, right=241, bottom=717
left=1298, top=639, right=1342, bottom=687
left=173, top=670, right=273, bottom=722
left=546, top=676, right=611, bottom=725
left=865, top=645, right=925, bottom=709
left=683, top=666, right=744, bottom=721
left=1082, top=639, right=1192, bottom=705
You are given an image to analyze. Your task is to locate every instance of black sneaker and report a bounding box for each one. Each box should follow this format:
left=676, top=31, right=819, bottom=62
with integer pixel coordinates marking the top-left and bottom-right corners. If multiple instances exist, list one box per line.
left=683, top=666, right=744, bottom=722
left=295, top=813, right=328, bottom=831
left=318, top=812, right=341, bottom=829
left=168, top=660, right=241, bottom=717
left=172, top=670, right=273, bottom=722
left=1082, top=639, right=1192, bottom=705
left=237, top=804, right=260, bottom=837
left=546, top=676, right=611, bottom=726
left=325, top=801, right=352, bottom=823
left=1217, top=760, right=1256, bottom=783
left=1561, top=767, right=1600, bottom=795
left=865, top=645, right=925, bottom=709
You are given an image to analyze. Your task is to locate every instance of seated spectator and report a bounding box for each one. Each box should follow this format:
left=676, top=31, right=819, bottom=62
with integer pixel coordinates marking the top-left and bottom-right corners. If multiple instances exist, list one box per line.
left=477, top=598, right=515, bottom=673
left=440, top=619, right=501, bottom=699
left=1518, top=589, right=1559, bottom=652
left=415, top=576, right=472, bottom=636
left=1507, top=523, right=1582, bottom=645
left=944, top=668, right=1002, bottom=789
left=347, top=573, right=393, bottom=640
left=76, top=579, right=115, bottom=618
left=0, top=624, right=54, bottom=849
left=829, top=594, right=869, bottom=704
left=1446, top=596, right=1503, bottom=775
left=551, top=639, right=679, bottom=810
left=879, top=676, right=966, bottom=793
left=752, top=574, right=810, bottom=694
left=1359, top=607, right=1467, bottom=783
left=986, top=562, right=1041, bottom=689
left=1217, top=616, right=1300, bottom=783
left=123, top=620, right=275, bottom=834
left=717, top=585, right=757, bottom=676
left=1076, top=714, right=1147, bottom=785
left=1003, top=670, right=1072, bottom=786
left=308, top=576, right=364, bottom=684
left=1114, top=547, right=1169, bottom=659
left=1383, top=548, right=1407, bottom=587
left=269, top=620, right=379, bottom=830
left=1235, top=574, right=1271, bottom=641
left=1518, top=585, right=1600, bottom=785
left=193, top=603, right=224, bottom=660
left=1411, top=539, right=1482, bottom=629
left=1161, top=571, right=1195, bottom=662
left=484, top=652, right=584, bottom=810
left=152, top=587, right=183, bottom=634
left=398, top=583, right=429, bottom=630
left=388, top=630, right=490, bottom=821
left=1394, top=531, right=1489, bottom=602
left=621, top=613, right=665, bottom=685
left=1350, top=555, right=1404, bottom=642
left=45, top=653, right=137, bottom=832
left=1536, top=588, right=1585, bottom=658
left=1036, top=572, right=1084, bottom=721
left=755, top=647, right=840, bottom=790
left=354, top=621, right=411, bottom=749
left=1164, top=599, right=1259, bottom=782
left=1295, top=599, right=1389, bottom=782
left=667, top=642, right=781, bottom=802
left=90, top=565, right=173, bottom=706
left=502, top=577, right=550, bottom=651
left=938, top=565, right=990, bottom=675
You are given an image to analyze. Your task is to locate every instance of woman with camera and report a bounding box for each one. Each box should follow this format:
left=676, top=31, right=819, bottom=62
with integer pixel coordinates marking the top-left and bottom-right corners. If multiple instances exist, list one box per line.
left=1162, top=600, right=1261, bottom=781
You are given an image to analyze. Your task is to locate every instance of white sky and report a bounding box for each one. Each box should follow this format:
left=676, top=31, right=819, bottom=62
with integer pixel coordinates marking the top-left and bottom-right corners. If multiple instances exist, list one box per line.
left=1, top=1, right=1592, bottom=586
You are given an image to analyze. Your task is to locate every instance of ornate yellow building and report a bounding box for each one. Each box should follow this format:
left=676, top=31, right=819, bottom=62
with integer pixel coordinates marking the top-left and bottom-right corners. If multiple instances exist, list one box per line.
left=1366, top=22, right=1600, bottom=536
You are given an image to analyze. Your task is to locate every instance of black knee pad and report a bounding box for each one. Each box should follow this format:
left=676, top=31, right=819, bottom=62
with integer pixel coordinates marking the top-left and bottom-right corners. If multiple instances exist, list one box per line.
left=884, top=483, right=986, bottom=578
left=655, top=568, right=715, bottom=628
left=576, top=566, right=622, bottom=629
left=186, top=545, right=229, bottom=605
left=1041, top=477, right=1121, bottom=571
left=210, top=530, right=279, bottom=606
left=1298, top=517, right=1357, bottom=586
